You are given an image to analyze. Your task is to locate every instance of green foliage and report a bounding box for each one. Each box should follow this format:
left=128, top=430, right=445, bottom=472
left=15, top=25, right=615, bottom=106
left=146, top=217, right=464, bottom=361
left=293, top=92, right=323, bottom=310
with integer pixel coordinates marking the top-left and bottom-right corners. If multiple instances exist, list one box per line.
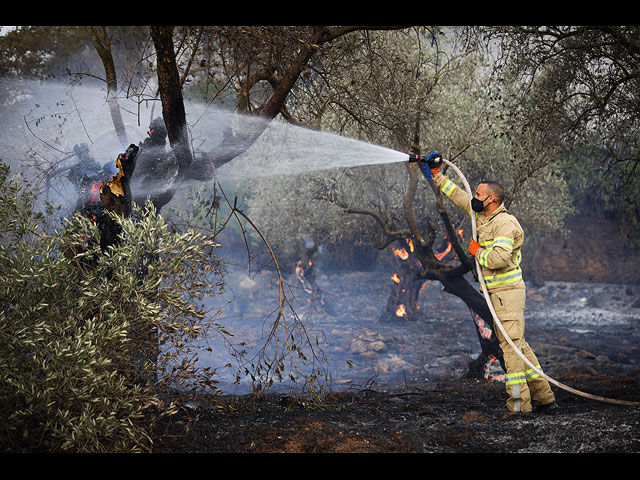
left=0, top=162, right=225, bottom=452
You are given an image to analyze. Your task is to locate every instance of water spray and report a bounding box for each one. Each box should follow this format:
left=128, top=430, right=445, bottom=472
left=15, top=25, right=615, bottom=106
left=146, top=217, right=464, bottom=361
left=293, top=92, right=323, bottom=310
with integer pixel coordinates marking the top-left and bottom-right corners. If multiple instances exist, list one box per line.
left=410, top=153, right=640, bottom=408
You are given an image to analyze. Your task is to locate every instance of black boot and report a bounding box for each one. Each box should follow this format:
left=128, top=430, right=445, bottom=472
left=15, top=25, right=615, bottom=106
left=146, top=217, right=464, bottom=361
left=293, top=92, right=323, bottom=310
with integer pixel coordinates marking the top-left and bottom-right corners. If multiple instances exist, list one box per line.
left=534, top=400, right=559, bottom=415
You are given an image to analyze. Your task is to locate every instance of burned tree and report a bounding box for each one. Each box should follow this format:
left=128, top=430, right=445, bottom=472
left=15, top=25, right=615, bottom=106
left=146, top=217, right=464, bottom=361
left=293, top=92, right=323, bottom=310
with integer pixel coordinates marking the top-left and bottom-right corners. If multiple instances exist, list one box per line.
left=383, top=238, right=426, bottom=322
left=334, top=153, right=504, bottom=378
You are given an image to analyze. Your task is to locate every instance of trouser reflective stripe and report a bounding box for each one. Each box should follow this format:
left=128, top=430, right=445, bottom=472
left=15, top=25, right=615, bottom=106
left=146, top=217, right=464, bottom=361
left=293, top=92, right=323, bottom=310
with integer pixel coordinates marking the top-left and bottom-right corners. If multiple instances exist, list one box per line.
left=525, top=365, right=542, bottom=381
left=506, top=372, right=527, bottom=412
left=506, top=372, right=527, bottom=385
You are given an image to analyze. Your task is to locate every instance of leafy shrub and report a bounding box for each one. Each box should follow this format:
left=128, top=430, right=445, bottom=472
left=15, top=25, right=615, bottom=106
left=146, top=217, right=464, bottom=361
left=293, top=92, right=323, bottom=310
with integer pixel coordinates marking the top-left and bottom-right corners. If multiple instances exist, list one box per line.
left=0, top=162, right=224, bottom=452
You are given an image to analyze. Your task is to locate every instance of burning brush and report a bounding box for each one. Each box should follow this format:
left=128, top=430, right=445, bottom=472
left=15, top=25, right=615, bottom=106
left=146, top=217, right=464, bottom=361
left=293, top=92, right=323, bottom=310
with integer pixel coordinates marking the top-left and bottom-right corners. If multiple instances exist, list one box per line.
left=79, top=144, right=139, bottom=251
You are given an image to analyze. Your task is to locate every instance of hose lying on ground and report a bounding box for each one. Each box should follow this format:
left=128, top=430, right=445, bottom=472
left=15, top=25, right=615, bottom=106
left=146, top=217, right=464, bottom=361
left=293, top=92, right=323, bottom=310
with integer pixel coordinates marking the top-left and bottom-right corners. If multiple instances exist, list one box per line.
left=443, top=158, right=640, bottom=408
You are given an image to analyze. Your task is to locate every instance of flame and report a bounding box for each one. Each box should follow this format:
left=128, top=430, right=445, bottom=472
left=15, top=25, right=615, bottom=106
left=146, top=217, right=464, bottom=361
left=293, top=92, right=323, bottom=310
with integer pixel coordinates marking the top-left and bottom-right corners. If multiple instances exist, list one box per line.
left=391, top=273, right=400, bottom=284
left=406, top=238, right=414, bottom=252
left=392, top=248, right=409, bottom=260
left=457, top=228, right=464, bottom=237
left=90, top=181, right=102, bottom=204
left=102, top=154, right=125, bottom=197
left=471, top=310, right=492, bottom=339
left=395, top=304, right=406, bottom=317
left=435, top=241, right=452, bottom=260
left=484, top=355, right=506, bottom=382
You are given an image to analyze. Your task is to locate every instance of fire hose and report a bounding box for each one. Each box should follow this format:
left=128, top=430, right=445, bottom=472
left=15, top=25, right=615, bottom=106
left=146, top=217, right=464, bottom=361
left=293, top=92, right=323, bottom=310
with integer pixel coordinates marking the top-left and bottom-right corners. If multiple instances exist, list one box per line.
left=411, top=152, right=640, bottom=408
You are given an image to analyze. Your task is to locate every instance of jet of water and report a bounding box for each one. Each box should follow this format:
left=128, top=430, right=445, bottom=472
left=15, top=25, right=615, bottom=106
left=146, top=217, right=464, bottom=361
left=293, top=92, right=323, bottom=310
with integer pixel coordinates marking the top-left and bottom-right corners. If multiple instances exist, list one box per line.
left=212, top=117, right=409, bottom=180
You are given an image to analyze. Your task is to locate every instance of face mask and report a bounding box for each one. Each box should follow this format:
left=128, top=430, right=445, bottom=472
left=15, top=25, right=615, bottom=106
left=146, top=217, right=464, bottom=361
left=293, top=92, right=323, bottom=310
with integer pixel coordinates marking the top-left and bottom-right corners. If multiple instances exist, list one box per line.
left=471, top=195, right=490, bottom=213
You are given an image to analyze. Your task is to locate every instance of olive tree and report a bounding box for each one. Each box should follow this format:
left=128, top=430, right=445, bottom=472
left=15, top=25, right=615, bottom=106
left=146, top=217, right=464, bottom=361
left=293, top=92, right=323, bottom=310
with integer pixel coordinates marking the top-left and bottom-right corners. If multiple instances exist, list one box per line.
left=243, top=28, right=574, bottom=377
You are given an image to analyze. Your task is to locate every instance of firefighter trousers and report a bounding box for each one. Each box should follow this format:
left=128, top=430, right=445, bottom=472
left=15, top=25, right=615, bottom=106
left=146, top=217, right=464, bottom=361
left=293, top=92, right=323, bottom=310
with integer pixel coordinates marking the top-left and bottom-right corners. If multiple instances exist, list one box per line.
left=489, top=286, right=555, bottom=413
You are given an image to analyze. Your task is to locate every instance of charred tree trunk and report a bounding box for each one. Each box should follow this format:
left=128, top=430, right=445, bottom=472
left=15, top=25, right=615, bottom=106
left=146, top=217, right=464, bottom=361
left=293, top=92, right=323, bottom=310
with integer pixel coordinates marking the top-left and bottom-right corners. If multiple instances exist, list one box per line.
left=148, top=26, right=192, bottom=211
left=382, top=239, right=426, bottom=322
left=438, top=274, right=505, bottom=376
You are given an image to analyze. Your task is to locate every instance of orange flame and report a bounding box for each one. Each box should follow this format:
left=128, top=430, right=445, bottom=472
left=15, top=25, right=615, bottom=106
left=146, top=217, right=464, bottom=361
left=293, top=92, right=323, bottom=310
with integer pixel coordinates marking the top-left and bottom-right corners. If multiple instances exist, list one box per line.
left=393, top=248, right=409, bottom=260
left=471, top=310, right=492, bottom=339
left=395, top=304, right=406, bottom=317
left=484, top=355, right=506, bottom=382
left=391, top=273, right=400, bottom=284
left=406, top=238, right=414, bottom=252
left=435, top=241, right=452, bottom=260
left=90, top=181, right=102, bottom=204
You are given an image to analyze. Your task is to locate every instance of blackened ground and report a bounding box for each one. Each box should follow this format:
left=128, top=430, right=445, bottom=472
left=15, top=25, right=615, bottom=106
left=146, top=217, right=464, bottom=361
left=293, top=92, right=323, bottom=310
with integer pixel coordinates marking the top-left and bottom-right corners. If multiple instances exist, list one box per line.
left=151, top=369, right=640, bottom=453
left=151, top=276, right=640, bottom=453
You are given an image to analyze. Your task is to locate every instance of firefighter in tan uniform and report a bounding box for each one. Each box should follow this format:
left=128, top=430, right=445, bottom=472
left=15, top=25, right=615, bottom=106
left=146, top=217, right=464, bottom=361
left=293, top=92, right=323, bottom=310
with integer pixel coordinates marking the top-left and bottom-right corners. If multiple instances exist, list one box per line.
left=422, top=152, right=558, bottom=414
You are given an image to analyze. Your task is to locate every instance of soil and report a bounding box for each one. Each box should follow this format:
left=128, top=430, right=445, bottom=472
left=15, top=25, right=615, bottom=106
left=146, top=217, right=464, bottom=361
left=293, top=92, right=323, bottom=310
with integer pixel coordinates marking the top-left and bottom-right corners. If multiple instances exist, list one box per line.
left=151, top=372, right=639, bottom=454
left=150, top=276, right=640, bottom=454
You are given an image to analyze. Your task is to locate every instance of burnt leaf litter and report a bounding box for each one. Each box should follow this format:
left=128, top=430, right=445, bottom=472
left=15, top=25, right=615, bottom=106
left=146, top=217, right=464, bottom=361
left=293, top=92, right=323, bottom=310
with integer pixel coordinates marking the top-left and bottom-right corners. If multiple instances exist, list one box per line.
left=151, top=276, right=640, bottom=454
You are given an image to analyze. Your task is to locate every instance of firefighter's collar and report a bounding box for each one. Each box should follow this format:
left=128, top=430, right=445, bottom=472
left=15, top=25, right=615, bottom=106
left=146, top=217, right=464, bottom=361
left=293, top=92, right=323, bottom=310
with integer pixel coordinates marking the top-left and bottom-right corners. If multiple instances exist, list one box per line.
left=483, top=202, right=507, bottom=221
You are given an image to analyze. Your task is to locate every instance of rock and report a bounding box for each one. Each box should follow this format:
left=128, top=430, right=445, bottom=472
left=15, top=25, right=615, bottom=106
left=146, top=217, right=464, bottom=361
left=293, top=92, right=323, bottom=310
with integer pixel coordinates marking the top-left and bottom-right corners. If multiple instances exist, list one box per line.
left=374, top=355, right=414, bottom=375
left=369, top=341, right=387, bottom=353
left=348, top=339, right=369, bottom=354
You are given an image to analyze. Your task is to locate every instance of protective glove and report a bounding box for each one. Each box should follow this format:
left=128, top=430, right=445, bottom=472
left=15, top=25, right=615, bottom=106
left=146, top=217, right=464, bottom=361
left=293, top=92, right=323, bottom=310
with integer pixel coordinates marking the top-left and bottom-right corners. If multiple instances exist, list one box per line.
left=419, top=151, right=443, bottom=180
left=426, top=150, right=443, bottom=174
left=468, top=239, right=481, bottom=257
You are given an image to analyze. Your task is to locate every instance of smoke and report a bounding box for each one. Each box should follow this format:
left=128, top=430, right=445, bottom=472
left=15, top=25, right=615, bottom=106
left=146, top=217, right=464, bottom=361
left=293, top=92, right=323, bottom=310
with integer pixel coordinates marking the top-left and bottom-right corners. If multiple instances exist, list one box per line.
left=1, top=79, right=149, bottom=213
left=1, top=78, right=407, bottom=215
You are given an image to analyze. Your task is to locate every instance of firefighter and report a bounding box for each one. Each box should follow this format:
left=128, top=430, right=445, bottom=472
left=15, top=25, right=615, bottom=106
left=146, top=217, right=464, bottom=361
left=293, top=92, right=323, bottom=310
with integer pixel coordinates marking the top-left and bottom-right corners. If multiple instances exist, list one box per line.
left=423, top=153, right=558, bottom=415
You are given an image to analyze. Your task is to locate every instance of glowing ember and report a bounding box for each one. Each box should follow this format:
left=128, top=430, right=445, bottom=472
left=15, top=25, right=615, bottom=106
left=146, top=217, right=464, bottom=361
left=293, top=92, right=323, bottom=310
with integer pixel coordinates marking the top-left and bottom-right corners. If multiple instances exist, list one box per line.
left=484, top=355, right=505, bottom=382
left=392, top=248, right=409, bottom=260
left=471, top=310, right=492, bottom=339
left=395, top=304, right=407, bottom=317
left=90, top=181, right=102, bottom=204
left=435, top=241, right=452, bottom=260
left=391, top=273, right=400, bottom=284
left=406, top=238, right=414, bottom=252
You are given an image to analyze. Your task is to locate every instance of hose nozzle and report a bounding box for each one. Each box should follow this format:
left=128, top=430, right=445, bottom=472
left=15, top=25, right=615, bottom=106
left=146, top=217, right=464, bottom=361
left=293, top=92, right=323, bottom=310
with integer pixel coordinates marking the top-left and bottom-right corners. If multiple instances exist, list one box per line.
left=408, top=150, right=441, bottom=164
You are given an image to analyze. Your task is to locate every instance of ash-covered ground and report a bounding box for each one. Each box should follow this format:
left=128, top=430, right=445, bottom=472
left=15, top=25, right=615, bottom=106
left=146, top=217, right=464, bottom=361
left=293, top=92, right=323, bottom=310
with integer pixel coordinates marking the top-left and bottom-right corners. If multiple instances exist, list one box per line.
left=152, top=271, right=640, bottom=453
left=200, top=270, right=640, bottom=394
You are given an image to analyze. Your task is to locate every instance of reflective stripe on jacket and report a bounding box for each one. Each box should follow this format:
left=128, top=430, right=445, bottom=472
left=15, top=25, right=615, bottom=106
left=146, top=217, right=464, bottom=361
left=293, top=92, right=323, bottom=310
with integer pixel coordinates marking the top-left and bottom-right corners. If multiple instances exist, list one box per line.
left=433, top=172, right=525, bottom=291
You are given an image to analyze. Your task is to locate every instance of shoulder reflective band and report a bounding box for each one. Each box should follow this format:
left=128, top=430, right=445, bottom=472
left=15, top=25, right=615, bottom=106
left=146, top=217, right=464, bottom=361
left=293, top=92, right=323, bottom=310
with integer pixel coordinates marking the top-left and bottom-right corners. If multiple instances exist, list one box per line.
left=440, top=179, right=456, bottom=197
left=483, top=268, right=522, bottom=287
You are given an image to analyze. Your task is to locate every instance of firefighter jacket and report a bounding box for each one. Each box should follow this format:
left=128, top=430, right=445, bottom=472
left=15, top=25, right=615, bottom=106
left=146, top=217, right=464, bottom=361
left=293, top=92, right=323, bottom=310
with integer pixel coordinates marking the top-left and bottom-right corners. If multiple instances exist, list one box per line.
left=433, top=172, right=524, bottom=292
